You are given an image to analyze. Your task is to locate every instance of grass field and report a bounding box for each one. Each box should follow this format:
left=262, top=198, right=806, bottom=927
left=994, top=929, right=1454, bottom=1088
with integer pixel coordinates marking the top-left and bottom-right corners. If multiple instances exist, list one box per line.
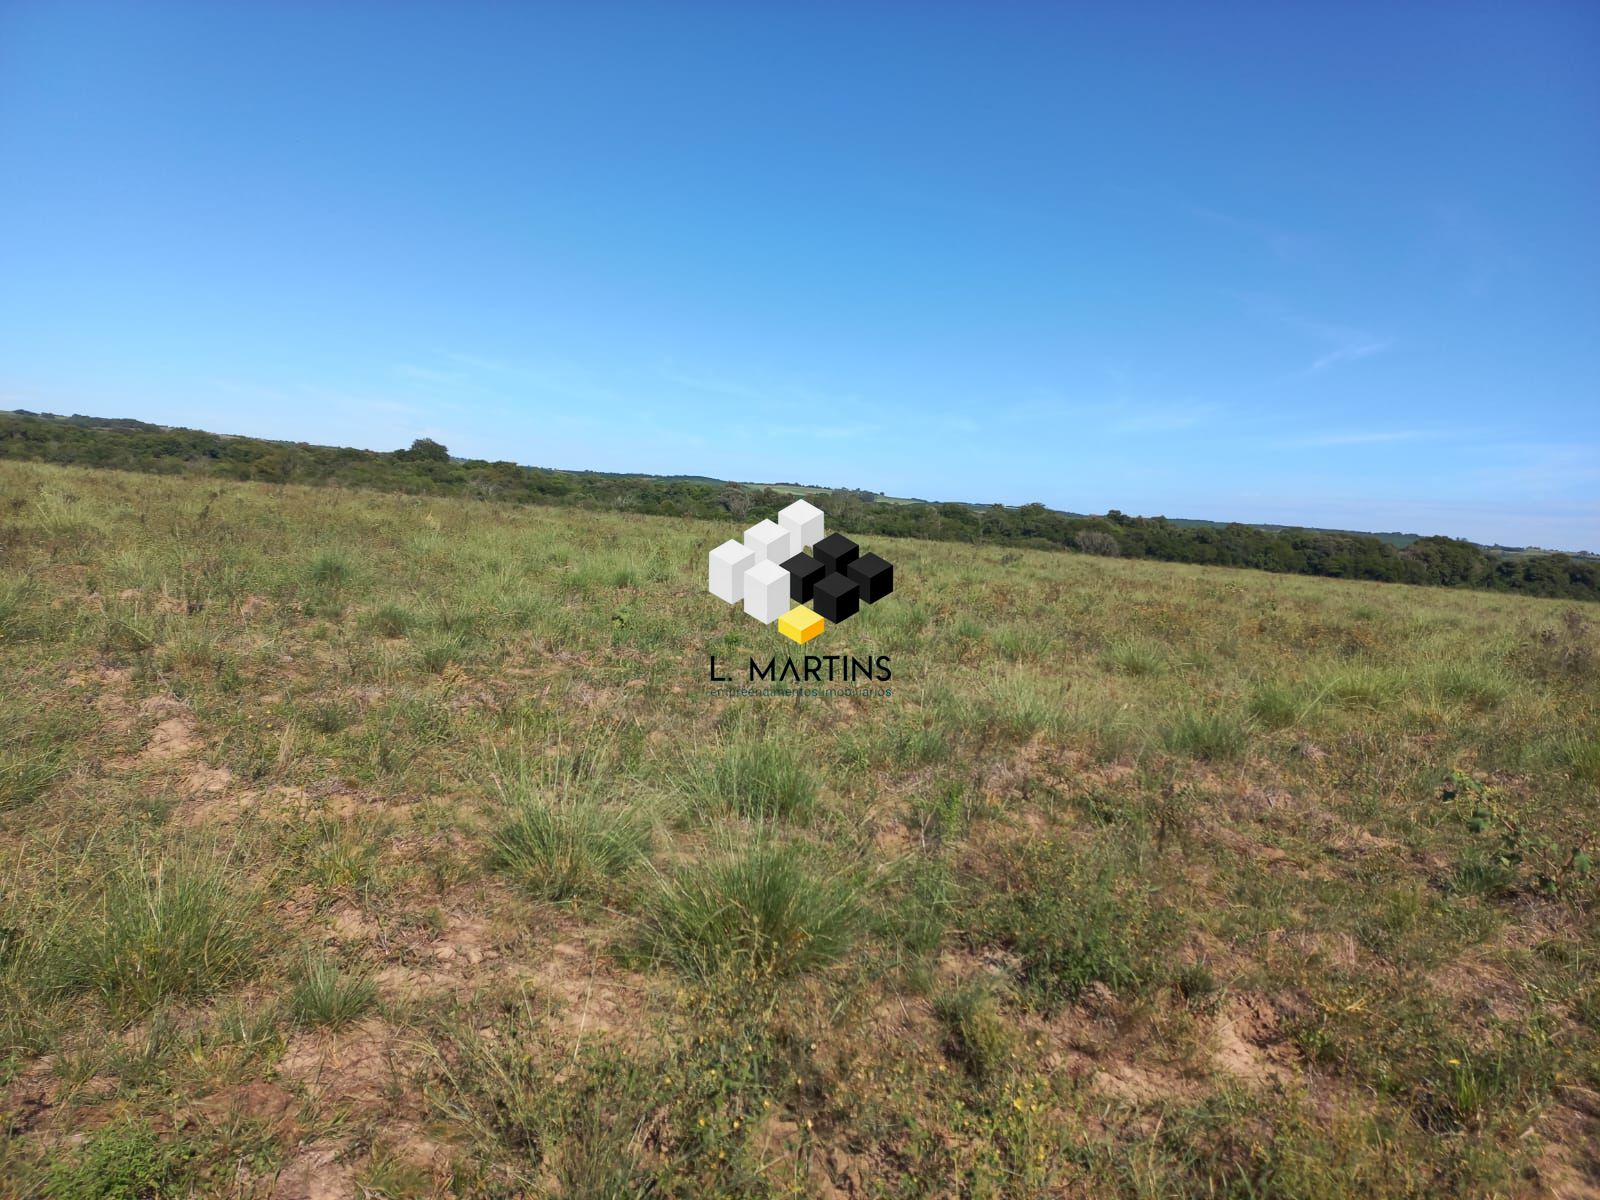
left=1, top=459, right=1597, bottom=1199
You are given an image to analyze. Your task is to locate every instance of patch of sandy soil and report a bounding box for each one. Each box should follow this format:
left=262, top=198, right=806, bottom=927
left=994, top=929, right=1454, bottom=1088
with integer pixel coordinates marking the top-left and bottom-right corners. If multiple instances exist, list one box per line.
left=276, top=1018, right=418, bottom=1112
left=1089, top=1059, right=1204, bottom=1105
left=1428, top=958, right=1531, bottom=1024
left=188, top=1081, right=301, bottom=1141
left=372, top=911, right=508, bottom=998
left=370, top=903, right=660, bottom=1051
left=1, top=1055, right=117, bottom=1137
left=66, top=664, right=138, bottom=736
left=180, top=764, right=234, bottom=795
left=1532, top=1086, right=1600, bottom=1199
left=1269, top=928, right=1361, bottom=971
left=104, top=695, right=202, bottom=768
left=1204, top=823, right=1295, bottom=870
left=1209, top=993, right=1300, bottom=1087
left=746, top=1106, right=883, bottom=1200
left=266, top=1141, right=355, bottom=1200
left=321, top=902, right=381, bottom=944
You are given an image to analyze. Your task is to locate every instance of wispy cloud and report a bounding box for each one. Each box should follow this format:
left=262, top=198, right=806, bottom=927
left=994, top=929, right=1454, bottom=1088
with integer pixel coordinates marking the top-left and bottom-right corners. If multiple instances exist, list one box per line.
left=1110, top=187, right=1324, bottom=265
left=1185, top=203, right=1322, bottom=265
left=1308, top=339, right=1394, bottom=372
left=1110, top=400, right=1219, bottom=433
left=1426, top=205, right=1523, bottom=299
left=772, top=422, right=880, bottom=441
left=658, top=362, right=865, bottom=411
left=393, top=362, right=468, bottom=386
left=1276, top=314, right=1395, bottom=375
left=1284, top=429, right=1433, bottom=448
left=392, top=351, right=622, bottom=408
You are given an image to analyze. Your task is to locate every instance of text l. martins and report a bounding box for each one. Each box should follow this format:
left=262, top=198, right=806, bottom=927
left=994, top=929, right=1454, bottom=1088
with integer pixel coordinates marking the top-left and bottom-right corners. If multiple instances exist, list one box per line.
left=709, top=654, right=891, bottom=684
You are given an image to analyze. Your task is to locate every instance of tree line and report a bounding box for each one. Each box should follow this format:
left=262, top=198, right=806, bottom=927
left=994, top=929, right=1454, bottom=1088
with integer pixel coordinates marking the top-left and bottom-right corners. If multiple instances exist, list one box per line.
left=3, top=410, right=1595, bottom=601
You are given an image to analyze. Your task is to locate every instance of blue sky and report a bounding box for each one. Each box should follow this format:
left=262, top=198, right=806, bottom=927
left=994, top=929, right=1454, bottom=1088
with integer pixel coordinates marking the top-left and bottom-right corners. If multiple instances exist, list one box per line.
left=2, top=3, right=1596, bottom=549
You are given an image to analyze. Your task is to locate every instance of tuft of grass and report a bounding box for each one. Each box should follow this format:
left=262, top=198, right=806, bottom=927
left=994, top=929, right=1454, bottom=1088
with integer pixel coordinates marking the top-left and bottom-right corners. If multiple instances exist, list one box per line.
left=1449, top=849, right=1520, bottom=901
left=1248, top=684, right=1301, bottom=731
left=0, top=577, right=39, bottom=641
left=1164, top=709, right=1252, bottom=761
left=491, top=793, right=652, bottom=903
left=416, top=630, right=468, bottom=673
left=367, top=602, right=414, bottom=637
left=1554, top=733, right=1600, bottom=785
left=1104, top=637, right=1166, bottom=677
left=977, top=839, right=1178, bottom=1013
left=1318, top=665, right=1402, bottom=710
left=697, top=741, right=816, bottom=822
left=641, top=843, right=859, bottom=983
left=1434, top=663, right=1510, bottom=711
left=307, top=551, right=353, bottom=588
left=932, top=982, right=1013, bottom=1084
left=56, top=855, right=262, bottom=1021
left=1176, top=962, right=1220, bottom=1009
left=289, top=953, right=376, bottom=1028
left=0, top=747, right=67, bottom=810
left=306, top=702, right=349, bottom=735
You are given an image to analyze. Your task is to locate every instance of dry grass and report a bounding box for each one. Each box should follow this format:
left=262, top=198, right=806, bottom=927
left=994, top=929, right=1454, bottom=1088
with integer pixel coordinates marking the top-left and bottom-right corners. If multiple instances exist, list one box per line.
left=1, top=459, right=1597, bottom=1197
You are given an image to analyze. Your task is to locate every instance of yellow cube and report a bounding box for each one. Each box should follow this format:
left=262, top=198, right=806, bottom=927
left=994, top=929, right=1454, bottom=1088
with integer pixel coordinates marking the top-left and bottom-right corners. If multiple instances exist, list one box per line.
left=777, top=605, right=824, bottom=645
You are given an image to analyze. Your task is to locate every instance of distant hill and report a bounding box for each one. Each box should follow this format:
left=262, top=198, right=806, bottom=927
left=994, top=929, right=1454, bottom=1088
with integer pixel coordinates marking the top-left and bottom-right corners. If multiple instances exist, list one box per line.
left=2, top=408, right=1595, bottom=599
left=751, top=483, right=1434, bottom=550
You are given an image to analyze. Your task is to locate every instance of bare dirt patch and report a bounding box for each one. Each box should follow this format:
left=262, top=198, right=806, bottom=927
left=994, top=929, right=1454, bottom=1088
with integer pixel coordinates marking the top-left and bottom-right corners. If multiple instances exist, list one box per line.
left=266, top=1141, right=355, bottom=1200
left=1210, top=993, right=1299, bottom=1087
left=189, top=1081, right=301, bottom=1141
left=276, top=1017, right=418, bottom=1112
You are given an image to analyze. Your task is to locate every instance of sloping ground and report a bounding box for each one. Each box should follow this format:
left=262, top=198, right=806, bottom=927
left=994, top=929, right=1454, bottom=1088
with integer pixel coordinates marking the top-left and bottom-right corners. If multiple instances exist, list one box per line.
left=1, top=459, right=1596, bottom=1199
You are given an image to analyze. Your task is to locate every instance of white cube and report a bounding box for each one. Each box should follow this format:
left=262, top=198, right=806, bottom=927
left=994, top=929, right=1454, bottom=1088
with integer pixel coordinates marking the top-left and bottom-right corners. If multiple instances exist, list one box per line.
left=744, top=518, right=795, bottom=565
left=778, top=499, right=825, bottom=551
left=742, top=559, right=791, bottom=624
left=708, top=539, right=755, bottom=604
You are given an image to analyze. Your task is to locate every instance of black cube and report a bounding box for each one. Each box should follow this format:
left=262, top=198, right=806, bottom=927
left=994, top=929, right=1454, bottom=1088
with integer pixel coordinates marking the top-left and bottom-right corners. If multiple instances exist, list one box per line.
left=847, top=552, right=894, bottom=604
left=813, top=533, right=859, bottom=575
left=811, top=571, right=859, bottom=623
left=781, top=552, right=826, bottom=604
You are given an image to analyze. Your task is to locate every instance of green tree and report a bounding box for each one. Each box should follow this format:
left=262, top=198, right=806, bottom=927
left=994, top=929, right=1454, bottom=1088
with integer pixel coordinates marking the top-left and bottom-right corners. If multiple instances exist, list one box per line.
left=399, top=437, right=449, bottom=462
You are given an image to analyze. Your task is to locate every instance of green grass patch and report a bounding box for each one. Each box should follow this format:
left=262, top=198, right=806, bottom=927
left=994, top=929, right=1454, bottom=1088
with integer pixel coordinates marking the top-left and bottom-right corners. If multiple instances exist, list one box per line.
left=932, top=982, right=1013, bottom=1084
left=54, top=854, right=263, bottom=1021
left=1555, top=732, right=1600, bottom=785
left=46, top=1118, right=194, bottom=1200
left=1248, top=683, right=1302, bottom=730
left=1433, top=663, right=1510, bottom=710
left=1104, top=637, right=1166, bottom=677
left=695, top=740, right=816, bottom=822
left=289, top=953, right=376, bottom=1028
left=975, top=837, right=1180, bottom=1012
left=640, top=842, right=859, bottom=983
left=366, top=602, right=414, bottom=637
left=1164, top=709, right=1252, bottom=761
left=307, top=550, right=353, bottom=588
left=491, top=793, right=652, bottom=903
left=0, top=746, right=67, bottom=810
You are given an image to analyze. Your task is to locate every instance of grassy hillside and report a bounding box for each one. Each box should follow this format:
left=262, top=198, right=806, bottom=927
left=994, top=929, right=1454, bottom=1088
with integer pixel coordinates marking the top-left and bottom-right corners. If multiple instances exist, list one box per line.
left=6, top=409, right=1598, bottom=601
left=1, top=460, right=1597, bottom=1198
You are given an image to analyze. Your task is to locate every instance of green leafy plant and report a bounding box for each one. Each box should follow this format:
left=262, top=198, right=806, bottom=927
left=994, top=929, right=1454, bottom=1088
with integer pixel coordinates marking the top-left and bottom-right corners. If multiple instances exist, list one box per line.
left=1441, top=771, right=1593, bottom=900
left=47, top=1118, right=193, bottom=1199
